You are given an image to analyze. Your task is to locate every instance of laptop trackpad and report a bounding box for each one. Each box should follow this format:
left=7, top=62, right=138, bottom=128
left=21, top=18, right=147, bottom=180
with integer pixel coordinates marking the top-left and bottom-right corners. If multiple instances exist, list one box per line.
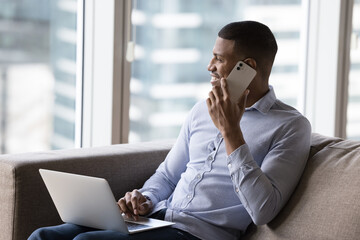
left=124, top=216, right=174, bottom=234
left=126, top=221, right=152, bottom=231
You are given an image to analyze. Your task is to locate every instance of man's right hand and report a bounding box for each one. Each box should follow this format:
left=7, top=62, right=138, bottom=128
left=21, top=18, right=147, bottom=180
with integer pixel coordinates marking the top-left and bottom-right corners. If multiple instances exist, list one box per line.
left=117, top=189, right=153, bottom=221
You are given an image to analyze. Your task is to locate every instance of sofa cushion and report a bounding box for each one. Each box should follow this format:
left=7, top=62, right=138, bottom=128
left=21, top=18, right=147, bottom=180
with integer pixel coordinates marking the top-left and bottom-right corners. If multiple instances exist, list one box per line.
left=243, top=133, right=360, bottom=239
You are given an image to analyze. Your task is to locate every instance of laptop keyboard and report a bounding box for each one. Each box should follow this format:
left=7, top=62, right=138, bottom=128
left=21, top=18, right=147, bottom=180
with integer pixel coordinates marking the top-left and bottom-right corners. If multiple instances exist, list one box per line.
left=126, top=221, right=151, bottom=231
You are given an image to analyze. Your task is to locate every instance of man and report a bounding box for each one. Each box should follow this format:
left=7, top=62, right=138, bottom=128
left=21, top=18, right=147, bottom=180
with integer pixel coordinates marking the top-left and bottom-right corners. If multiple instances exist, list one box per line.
left=29, top=21, right=311, bottom=240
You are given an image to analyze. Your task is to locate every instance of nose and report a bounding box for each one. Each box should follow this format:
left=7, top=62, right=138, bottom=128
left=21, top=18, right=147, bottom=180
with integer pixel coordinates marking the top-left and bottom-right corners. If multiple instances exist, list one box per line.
left=207, top=58, right=216, bottom=72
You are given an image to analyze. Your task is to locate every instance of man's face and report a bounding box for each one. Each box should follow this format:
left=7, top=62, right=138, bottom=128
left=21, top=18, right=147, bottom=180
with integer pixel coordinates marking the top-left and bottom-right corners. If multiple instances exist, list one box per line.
left=208, top=37, right=239, bottom=87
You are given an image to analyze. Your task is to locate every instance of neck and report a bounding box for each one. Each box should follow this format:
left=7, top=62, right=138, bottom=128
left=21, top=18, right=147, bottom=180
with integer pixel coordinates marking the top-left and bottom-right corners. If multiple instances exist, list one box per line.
left=246, top=85, right=269, bottom=108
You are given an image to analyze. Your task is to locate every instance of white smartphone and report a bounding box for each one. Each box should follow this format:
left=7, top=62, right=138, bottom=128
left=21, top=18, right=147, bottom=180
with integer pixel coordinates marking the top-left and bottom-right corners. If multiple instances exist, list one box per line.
left=226, top=61, right=257, bottom=103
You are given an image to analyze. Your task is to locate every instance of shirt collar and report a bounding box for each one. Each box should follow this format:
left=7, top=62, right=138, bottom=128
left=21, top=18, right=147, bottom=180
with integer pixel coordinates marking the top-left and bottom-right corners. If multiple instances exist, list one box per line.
left=245, top=85, right=276, bottom=114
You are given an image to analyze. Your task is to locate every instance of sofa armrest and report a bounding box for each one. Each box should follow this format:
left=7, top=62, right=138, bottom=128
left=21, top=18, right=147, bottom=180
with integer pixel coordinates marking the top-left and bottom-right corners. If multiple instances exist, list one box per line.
left=0, top=141, right=173, bottom=240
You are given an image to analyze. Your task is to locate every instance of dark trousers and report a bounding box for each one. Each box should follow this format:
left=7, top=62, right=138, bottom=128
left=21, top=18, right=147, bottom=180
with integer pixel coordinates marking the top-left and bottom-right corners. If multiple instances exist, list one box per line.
left=28, top=209, right=200, bottom=240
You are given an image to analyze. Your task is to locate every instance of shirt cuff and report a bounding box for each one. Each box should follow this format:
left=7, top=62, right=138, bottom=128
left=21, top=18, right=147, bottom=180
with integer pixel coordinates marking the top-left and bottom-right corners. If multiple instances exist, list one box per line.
left=226, top=143, right=254, bottom=176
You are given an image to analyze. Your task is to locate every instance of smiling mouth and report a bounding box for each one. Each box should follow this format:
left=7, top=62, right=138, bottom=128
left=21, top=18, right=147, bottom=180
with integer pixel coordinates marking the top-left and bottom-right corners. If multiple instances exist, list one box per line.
left=210, top=73, right=221, bottom=86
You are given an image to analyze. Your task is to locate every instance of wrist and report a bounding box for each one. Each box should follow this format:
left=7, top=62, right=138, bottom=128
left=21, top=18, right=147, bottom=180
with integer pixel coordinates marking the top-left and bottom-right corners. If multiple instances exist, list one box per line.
left=139, top=195, right=154, bottom=215
left=143, top=195, right=152, bottom=202
left=223, top=128, right=246, bottom=155
left=143, top=195, right=154, bottom=208
left=222, top=126, right=243, bottom=140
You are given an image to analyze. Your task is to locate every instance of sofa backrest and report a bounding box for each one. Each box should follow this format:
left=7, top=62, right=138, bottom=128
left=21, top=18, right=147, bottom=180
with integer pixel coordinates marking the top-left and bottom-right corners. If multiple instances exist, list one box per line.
left=243, top=133, right=360, bottom=239
left=0, top=141, right=172, bottom=240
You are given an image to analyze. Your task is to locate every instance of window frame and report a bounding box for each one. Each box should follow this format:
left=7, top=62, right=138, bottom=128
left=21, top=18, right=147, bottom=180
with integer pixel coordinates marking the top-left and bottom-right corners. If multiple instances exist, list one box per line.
left=304, top=0, right=354, bottom=138
left=80, top=0, right=132, bottom=147
left=75, top=0, right=85, bottom=148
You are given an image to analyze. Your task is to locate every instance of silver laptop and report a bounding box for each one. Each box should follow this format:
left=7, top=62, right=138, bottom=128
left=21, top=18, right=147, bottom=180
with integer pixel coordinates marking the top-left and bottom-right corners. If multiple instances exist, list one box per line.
left=39, top=169, right=174, bottom=234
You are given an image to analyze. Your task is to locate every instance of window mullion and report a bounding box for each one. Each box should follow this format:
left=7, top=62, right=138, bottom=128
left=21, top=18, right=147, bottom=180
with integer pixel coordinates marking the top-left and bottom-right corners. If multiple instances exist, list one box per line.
left=112, top=0, right=132, bottom=144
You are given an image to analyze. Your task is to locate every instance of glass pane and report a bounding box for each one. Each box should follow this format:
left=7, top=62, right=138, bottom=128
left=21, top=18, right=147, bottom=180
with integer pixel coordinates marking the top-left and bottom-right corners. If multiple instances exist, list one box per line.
left=0, top=0, right=79, bottom=153
left=129, top=0, right=305, bottom=142
left=347, top=0, right=360, bottom=140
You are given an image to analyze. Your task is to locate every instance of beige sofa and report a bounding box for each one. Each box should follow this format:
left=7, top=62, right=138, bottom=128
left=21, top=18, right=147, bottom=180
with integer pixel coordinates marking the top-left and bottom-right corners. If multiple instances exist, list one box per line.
left=0, top=133, right=359, bottom=240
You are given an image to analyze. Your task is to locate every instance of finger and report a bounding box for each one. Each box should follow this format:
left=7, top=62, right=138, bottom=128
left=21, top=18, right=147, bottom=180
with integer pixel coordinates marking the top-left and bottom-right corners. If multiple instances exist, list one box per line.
left=206, top=97, right=216, bottom=118
left=208, top=90, right=216, bottom=104
left=238, top=89, right=250, bottom=109
left=221, top=78, right=229, bottom=100
left=212, top=85, right=222, bottom=101
left=130, top=190, right=141, bottom=216
left=117, top=198, right=125, bottom=213
left=124, top=192, right=136, bottom=218
left=118, top=197, right=133, bottom=219
left=206, top=97, right=212, bottom=108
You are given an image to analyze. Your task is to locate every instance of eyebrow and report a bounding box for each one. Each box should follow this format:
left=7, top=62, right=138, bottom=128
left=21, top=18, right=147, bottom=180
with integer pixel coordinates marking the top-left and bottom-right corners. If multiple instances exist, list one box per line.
left=213, top=53, right=225, bottom=57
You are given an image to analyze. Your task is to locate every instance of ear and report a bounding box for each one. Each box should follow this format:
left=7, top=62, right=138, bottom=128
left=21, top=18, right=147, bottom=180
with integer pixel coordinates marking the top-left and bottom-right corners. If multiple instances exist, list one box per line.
left=244, top=58, right=257, bottom=70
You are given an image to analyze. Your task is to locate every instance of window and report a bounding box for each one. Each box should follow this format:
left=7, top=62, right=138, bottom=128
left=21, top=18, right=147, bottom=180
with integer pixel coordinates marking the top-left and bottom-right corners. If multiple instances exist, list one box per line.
left=0, top=0, right=80, bottom=153
left=128, top=0, right=306, bottom=142
left=347, top=0, right=360, bottom=140
left=2, top=0, right=356, bottom=152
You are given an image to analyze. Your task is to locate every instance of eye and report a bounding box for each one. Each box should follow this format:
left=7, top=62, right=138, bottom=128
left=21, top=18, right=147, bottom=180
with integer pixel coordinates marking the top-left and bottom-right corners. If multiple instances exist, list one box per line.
left=215, top=56, right=223, bottom=62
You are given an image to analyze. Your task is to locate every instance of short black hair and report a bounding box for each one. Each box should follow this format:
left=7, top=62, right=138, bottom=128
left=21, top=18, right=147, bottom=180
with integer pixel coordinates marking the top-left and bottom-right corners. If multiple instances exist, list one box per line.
left=218, top=21, right=278, bottom=77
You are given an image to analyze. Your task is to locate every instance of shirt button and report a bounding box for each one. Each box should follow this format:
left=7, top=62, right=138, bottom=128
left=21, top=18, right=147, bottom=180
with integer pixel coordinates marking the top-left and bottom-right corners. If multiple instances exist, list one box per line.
left=196, top=174, right=201, bottom=179
left=228, top=163, right=232, bottom=168
left=208, top=156, right=213, bottom=161
left=187, top=194, right=191, bottom=199
left=235, top=187, right=240, bottom=193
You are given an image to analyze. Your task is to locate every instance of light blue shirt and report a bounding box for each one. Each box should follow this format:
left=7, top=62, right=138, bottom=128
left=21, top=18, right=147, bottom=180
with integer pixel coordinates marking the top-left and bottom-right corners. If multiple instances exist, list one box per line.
left=140, top=86, right=311, bottom=240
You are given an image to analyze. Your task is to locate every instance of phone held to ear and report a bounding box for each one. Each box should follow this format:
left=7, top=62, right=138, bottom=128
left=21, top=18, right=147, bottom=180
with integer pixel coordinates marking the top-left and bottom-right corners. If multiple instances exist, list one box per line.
left=226, top=61, right=257, bottom=103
